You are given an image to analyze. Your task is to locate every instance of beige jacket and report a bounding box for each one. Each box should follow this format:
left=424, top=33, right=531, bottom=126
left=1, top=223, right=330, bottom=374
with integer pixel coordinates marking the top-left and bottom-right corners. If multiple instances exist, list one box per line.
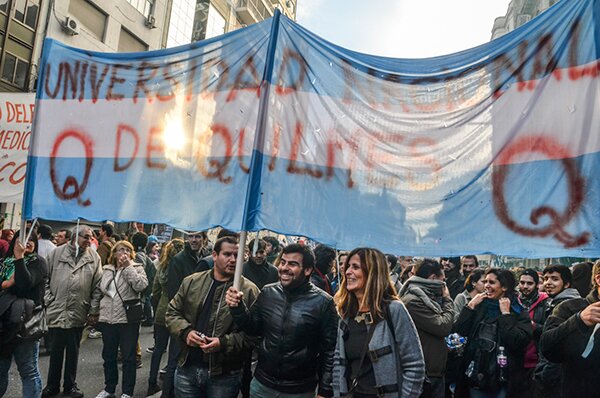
left=99, top=263, right=148, bottom=324
left=45, top=244, right=103, bottom=328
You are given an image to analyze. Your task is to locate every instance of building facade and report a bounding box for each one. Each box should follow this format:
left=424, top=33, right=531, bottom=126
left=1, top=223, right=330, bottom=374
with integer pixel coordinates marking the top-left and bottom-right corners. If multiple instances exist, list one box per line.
left=491, top=0, right=558, bottom=40
left=164, top=0, right=296, bottom=48
left=0, top=0, right=170, bottom=93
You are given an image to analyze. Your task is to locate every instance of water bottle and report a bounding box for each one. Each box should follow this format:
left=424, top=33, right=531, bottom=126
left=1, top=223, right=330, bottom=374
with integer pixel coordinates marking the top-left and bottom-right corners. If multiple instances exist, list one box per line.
left=497, top=346, right=508, bottom=382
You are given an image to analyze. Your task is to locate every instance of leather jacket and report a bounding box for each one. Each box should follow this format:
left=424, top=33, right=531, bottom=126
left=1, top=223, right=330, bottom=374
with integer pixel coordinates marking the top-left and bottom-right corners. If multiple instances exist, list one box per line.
left=230, top=280, right=338, bottom=397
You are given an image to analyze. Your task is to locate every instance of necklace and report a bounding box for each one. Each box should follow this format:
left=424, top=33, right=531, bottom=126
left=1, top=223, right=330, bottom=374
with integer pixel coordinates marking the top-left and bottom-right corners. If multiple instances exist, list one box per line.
left=354, top=311, right=373, bottom=324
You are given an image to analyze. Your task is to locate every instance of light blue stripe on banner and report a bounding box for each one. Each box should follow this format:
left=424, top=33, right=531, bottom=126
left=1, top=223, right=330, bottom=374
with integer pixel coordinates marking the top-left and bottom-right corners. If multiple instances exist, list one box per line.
left=25, top=150, right=600, bottom=257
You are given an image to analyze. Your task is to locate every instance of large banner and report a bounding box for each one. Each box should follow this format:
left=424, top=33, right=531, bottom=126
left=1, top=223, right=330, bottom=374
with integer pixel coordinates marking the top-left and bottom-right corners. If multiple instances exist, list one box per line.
left=24, top=0, right=600, bottom=257
left=0, top=93, right=34, bottom=203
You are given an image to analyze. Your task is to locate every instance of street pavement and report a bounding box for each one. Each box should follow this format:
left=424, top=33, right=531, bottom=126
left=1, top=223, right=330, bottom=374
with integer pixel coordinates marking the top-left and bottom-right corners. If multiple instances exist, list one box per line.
left=5, top=325, right=163, bottom=398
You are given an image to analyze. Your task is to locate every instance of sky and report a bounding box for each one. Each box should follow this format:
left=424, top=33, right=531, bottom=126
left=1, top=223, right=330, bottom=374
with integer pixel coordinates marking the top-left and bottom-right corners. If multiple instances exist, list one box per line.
left=296, top=0, right=513, bottom=59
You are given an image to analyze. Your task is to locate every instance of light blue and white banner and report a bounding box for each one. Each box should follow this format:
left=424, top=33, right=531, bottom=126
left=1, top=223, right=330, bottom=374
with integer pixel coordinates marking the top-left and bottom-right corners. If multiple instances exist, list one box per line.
left=24, top=0, right=600, bottom=256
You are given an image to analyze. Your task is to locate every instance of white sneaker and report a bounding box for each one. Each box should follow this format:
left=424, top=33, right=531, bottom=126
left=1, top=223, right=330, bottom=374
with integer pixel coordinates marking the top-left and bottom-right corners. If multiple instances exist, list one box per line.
left=121, top=394, right=132, bottom=398
left=94, top=391, right=115, bottom=398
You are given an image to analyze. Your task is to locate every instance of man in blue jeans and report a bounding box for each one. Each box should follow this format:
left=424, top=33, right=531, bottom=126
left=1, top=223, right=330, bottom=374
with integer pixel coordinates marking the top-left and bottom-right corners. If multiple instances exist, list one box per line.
left=165, top=236, right=259, bottom=397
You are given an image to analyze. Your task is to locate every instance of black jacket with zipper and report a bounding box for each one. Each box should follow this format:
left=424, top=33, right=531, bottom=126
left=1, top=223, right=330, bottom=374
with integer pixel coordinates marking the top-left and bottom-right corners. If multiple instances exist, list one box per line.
left=230, top=280, right=337, bottom=397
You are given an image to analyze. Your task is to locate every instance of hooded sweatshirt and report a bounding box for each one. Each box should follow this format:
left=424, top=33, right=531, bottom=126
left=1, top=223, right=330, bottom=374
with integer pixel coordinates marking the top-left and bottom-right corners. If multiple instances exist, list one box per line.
left=399, top=276, right=455, bottom=378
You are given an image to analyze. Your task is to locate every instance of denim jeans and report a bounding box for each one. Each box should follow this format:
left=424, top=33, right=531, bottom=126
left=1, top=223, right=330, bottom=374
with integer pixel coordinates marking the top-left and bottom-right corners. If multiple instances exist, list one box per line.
left=98, top=322, right=140, bottom=396
left=174, top=365, right=241, bottom=398
left=160, top=337, right=181, bottom=398
left=0, top=340, right=42, bottom=398
left=249, top=378, right=316, bottom=398
left=149, top=324, right=170, bottom=386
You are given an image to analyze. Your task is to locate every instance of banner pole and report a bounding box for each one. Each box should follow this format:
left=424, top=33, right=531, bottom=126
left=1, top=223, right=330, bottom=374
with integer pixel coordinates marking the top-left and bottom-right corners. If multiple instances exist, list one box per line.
left=233, top=231, right=248, bottom=290
left=234, top=10, right=281, bottom=290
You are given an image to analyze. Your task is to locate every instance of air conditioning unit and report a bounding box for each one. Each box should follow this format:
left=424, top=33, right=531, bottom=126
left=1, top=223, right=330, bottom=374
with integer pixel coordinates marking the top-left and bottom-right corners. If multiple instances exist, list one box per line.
left=145, top=15, right=156, bottom=29
left=62, top=16, right=80, bottom=35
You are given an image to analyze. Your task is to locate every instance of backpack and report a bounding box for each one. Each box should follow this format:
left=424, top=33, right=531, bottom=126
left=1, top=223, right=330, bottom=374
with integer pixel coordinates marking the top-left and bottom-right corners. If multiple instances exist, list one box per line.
left=465, top=318, right=504, bottom=392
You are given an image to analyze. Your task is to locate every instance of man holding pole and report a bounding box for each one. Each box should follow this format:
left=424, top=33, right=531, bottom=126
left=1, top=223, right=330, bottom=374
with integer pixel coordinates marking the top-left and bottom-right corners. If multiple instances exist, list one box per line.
left=226, top=243, right=337, bottom=398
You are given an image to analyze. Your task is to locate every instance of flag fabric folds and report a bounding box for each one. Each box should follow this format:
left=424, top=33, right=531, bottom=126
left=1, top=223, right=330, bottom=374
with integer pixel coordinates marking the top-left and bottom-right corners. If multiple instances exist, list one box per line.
left=24, top=0, right=600, bottom=257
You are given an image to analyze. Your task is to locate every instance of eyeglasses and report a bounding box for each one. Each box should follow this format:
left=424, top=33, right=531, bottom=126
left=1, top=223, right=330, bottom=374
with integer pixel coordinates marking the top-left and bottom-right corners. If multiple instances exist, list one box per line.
left=79, top=234, right=93, bottom=240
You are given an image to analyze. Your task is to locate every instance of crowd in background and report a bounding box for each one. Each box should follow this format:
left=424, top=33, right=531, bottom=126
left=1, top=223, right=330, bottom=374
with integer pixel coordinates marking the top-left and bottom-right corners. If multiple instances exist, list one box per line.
left=0, top=221, right=599, bottom=398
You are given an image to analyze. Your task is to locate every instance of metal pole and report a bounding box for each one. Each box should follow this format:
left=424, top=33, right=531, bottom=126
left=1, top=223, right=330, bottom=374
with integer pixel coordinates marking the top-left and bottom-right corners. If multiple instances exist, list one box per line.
left=233, top=231, right=248, bottom=290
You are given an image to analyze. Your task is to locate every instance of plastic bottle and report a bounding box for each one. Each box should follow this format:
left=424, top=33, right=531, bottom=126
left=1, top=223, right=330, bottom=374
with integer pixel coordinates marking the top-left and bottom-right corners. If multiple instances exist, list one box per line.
left=497, top=346, right=508, bottom=382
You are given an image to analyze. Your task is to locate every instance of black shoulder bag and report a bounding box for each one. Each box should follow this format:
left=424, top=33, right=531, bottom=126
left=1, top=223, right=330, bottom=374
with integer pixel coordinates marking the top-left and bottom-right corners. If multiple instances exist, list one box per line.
left=113, top=271, right=144, bottom=324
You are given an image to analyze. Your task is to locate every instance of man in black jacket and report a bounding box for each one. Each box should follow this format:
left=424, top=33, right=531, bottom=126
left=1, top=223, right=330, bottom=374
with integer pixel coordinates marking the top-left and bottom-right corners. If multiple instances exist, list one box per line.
left=226, top=244, right=337, bottom=398
left=540, top=261, right=600, bottom=398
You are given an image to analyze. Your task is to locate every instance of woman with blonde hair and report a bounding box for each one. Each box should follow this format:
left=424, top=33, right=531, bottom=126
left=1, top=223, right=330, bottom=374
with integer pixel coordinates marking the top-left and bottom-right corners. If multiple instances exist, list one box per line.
left=146, top=238, right=184, bottom=396
left=95, top=241, right=148, bottom=398
left=333, top=247, right=425, bottom=397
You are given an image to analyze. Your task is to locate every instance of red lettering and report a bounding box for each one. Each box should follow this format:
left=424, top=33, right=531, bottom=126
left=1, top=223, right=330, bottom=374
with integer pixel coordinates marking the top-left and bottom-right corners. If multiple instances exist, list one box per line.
left=106, top=64, right=132, bottom=101
left=157, top=64, right=180, bottom=102
left=287, top=122, right=323, bottom=178
left=275, top=49, right=307, bottom=95
left=44, top=63, right=62, bottom=99
left=62, top=61, right=80, bottom=101
left=49, top=129, right=94, bottom=206
left=8, top=162, right=26, bottom=185
left=268, top=124, right=281, bottom=171
left=237, top=128, right=250, bottom=174
left=227, top=56, right=260, bottom=102
left=133, top=62, right=158, bottom=104
left=146, top=127, right=166, bottom=169
left=114, top=124, right=140, bottom=171
left=492, top=135, right=589, bottom=248
left=90, top=63, right=110, bottom=103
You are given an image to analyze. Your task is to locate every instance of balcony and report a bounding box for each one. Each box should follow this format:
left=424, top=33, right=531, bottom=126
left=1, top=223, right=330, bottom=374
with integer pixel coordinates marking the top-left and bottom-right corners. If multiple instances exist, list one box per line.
left=236, top=0, right=275, bottom=25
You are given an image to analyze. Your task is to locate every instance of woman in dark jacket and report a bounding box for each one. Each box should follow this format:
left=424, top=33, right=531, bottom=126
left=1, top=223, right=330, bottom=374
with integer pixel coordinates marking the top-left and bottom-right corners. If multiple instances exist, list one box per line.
left=0, top=231, right=48, bottom=398
left=454, top=268, right=532, bottom=398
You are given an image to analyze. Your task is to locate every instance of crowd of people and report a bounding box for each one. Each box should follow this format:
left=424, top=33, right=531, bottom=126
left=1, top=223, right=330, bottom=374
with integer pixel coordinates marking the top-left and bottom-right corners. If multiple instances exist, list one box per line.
left=0, top=222, right=599, bottom=398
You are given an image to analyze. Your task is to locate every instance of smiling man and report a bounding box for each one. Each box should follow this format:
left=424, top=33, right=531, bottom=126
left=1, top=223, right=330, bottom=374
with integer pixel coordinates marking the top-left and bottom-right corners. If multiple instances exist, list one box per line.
left=165, top=236, right=259, bottom=398
left=226, top=244, right=338, bottom=398
left=534, top=265, right=580, bottom=398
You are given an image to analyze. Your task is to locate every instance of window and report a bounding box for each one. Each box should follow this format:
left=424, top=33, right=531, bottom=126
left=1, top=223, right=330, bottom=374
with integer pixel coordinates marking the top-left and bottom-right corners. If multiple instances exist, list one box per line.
left=13, top=0, right=38, bottom=29
left=1, top=52, right=29, bottom=89
left=118, top=28, right=147, bottom=52
left=126, top=0, right=153, bottom=16
left=68, top=0, right=107, bottom=41
left=204, top=3, right=225, bottom=40
left=0, top=0, right=9, bottom=14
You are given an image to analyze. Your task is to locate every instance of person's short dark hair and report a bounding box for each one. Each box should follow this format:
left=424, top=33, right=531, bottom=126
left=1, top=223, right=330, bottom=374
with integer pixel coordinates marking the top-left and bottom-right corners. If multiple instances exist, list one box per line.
left=217, top=228, right=239, bottom=239
left=130, top=231, right=148, bottom=252
left=314, top=244, right=336, bottom=274
left=413, top=258, right=443, bottom=279
left=248, top=238, right=266, bottom=253
left=38, top=224, right=53, bottom=240
left=542, top=265, right=573, bottom=287
left=485, top=268, right=516, bottom=298
left=59, top=229, right=72, bottom=240
left=281, top=243, right=315, bottom=269
left=462, top=255, right=479, bottom=268
left=400, top=264, right=414, bottom=283
left=213, top=236, right=238, bottom=254
left=8, top=230, right=39, bottom=256
left=519, top=268, right=539, bottom=286
left=101, top=223, right=114, bottom=237
left=263, top=236, right=280, bottom=251
left=386, top=254, right=398, bottom=270
left=465, top=269, right=485, bottom=292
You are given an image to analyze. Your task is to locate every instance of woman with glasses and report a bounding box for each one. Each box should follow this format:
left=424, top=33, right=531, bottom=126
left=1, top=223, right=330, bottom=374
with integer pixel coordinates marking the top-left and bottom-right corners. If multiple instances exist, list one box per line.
left=95, top=241, right=148, bottom=398
left=0, top=231, right=48, bottom=398
left=454, top=268, right=532, bottom=398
